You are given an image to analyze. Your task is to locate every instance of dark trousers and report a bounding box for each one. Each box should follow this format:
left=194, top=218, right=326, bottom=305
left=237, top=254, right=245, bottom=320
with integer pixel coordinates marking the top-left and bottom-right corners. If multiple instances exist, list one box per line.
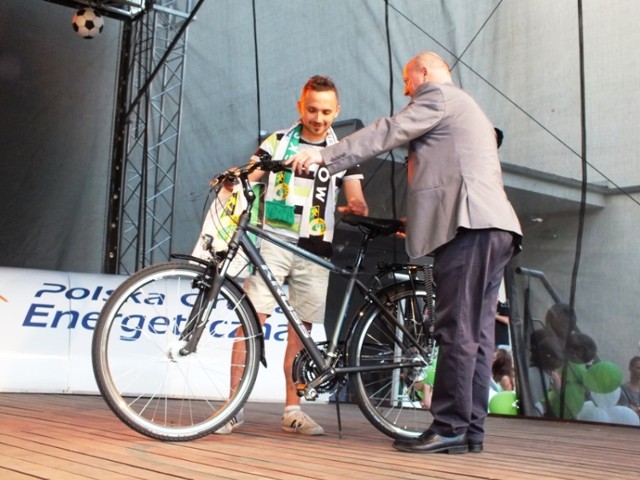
left=429, top=228, right=515, bottom=441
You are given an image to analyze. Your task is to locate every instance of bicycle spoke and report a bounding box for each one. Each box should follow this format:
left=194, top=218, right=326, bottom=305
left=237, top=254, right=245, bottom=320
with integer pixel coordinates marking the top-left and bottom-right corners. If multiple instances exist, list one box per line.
left=92, top=263, right=262, bottom=441
left=348, top=282, right=435, bottom=440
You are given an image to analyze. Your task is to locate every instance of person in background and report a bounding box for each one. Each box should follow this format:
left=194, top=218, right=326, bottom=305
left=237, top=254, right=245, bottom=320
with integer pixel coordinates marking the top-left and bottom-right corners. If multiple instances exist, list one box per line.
left=545, top=303, right=577, bottom=344
left=618, top=355, right=640, bottom=418
left=494, top=297, right=511, bottom=349
left=286, top=51, right=522, bottom=454
left=413, top=346, right=438, bottom=410
left=212, top=75, right=368, bottom=435
left=528, top=327, right=563, bottom=416
left=492, top=348, right=515, bottom=392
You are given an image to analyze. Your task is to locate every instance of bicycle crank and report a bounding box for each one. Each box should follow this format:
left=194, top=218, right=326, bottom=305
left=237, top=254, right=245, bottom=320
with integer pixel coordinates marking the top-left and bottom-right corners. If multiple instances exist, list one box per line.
left=291, top=343, right=342, bottom=399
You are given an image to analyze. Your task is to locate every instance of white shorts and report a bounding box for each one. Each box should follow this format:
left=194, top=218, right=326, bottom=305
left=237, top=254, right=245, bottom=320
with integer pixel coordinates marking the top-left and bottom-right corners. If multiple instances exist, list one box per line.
left=245, top=240, right=329, bottom=324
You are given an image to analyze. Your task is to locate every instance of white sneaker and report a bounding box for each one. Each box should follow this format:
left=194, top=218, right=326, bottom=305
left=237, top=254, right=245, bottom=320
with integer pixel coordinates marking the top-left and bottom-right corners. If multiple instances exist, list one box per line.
left=281, top=409, right=324, bottom=435
left=214, top=409, right=244, bottom=435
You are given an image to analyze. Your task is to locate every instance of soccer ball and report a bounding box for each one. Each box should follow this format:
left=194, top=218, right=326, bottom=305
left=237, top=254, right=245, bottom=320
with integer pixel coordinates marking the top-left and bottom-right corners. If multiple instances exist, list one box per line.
left=72, top=8, right=104, bottom=39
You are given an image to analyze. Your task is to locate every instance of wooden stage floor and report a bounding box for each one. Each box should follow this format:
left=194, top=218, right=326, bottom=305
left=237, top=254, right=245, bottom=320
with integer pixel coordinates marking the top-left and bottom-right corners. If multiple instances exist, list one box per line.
left=0, top=393, right=637, bottom=479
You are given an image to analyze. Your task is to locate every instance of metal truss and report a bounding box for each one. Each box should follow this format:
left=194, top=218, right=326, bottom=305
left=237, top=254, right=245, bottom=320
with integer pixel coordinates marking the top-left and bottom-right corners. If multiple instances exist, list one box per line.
left=105, top=1, right=202, bottom=274
left=43, top=0, right=146, bottom=20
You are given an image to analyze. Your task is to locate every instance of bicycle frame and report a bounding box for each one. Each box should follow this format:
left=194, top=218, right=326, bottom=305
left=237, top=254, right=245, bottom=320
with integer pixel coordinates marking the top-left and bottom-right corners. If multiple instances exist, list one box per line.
left=92, top=160, right=436, bottom=441
left=200, top=173, right=429, bottom=398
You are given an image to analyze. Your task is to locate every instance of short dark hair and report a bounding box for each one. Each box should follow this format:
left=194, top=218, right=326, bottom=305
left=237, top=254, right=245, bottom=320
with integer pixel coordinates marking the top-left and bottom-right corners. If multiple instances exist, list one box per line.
left=530, top=327, right=563, bottom=370
left=302, top=75, right=339, bottom=101
left=492, top=348, right=514, bottom=378
left=545, top=303, right=577, bottom=340
left=567, top=332, right=597, bottom=364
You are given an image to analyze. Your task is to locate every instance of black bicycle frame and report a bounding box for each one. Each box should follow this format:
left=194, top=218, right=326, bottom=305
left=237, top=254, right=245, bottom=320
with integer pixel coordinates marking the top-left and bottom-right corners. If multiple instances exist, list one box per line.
left=211, top=198, right=428, bottom=393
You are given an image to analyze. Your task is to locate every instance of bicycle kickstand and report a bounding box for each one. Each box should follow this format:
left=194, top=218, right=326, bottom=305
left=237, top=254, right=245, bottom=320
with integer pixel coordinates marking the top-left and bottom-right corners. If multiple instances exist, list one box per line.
left=334, top=385, right=344, bottom=439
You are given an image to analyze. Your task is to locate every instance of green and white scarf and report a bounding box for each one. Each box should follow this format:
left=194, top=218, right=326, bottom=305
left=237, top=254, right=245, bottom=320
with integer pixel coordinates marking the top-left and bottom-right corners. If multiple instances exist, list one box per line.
left=264, top=122, right=338, bottom=242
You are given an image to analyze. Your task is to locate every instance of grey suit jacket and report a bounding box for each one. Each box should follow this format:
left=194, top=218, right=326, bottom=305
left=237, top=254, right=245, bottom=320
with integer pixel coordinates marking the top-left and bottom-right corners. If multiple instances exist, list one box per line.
left=321, top=81, right=522, bottom=258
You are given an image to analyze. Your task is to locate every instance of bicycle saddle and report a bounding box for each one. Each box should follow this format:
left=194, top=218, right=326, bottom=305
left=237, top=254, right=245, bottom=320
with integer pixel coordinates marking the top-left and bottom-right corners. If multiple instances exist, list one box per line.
left=342, top=214, right=403, bottom=237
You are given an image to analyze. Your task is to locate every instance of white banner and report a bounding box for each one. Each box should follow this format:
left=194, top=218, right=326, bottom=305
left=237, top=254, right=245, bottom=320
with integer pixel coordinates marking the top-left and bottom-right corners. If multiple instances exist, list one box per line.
left=0, top=267, right=326, bottom=402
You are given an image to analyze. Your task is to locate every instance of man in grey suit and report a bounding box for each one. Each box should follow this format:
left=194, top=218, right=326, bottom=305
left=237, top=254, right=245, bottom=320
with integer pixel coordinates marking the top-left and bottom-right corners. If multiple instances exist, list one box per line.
left=288, top=51, right=522, bottom=454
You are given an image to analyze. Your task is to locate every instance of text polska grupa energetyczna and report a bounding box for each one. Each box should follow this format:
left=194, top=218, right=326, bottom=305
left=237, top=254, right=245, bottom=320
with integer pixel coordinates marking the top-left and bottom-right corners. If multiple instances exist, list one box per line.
left=21, top=281, right=289, bottom=342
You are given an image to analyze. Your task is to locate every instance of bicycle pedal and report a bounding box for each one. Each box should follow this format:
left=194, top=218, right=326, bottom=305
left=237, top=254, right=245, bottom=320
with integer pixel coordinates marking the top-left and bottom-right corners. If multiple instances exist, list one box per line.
left=295, top=384, right=308, bottom=397
left=296, top=384, right=319, bottom=400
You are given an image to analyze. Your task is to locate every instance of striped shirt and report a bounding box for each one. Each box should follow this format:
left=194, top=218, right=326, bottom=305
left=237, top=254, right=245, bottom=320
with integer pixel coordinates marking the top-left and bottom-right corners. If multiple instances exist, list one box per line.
left=253, top=128, right=363, bottom=257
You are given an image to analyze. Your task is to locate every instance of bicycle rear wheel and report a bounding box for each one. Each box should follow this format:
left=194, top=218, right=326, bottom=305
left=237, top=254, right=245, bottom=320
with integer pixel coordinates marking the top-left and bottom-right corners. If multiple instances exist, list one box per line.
left=92, top=262, right=262, bottom=441
left=347, top=282, right=434, bottom=440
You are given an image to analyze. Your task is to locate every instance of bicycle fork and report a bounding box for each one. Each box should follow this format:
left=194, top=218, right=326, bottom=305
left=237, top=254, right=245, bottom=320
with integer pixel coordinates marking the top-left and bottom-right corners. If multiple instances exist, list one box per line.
left=175, top=260, right=222, bottom=356
left=177, top=200, right=255, bottom=356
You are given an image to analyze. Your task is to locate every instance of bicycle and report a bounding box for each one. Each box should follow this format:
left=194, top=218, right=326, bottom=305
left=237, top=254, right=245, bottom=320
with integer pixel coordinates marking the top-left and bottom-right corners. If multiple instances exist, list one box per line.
left=92, top=158, right=437, bottom=442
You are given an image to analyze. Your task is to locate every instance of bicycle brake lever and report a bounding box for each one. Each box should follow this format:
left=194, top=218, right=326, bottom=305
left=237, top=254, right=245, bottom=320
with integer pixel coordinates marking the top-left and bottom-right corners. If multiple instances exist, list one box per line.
left=209, top=174, right=227, bottom=188
left=257, top=154, right=288, bottom=173
left=210, top=168, right=242, bottom=188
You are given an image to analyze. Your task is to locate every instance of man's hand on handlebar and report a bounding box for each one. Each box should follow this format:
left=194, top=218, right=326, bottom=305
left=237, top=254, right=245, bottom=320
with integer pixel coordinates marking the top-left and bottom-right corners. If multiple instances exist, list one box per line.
left=285, top=150, right=325, bottom=175
left=213, top=167, right=240, bottom=192
left=210, top=152, right=324, bottom=191
left=210, top=159, right=267, bottom=189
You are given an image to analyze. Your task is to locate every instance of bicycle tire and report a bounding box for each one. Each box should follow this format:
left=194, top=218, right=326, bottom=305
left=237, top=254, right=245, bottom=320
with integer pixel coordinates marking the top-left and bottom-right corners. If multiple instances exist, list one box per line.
left=92, top=262, right=262, bottom=441
left=347, top=282, right=434, bottom=440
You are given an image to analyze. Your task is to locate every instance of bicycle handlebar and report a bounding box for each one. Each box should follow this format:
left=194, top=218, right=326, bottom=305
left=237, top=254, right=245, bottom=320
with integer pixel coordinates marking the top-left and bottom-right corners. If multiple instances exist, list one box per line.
left=209, top=156, right=288, bottom=188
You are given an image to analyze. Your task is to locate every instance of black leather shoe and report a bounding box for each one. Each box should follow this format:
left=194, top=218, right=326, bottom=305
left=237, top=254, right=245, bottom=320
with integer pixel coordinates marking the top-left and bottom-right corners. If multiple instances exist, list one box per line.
left=392, top=431, right=468, bottom=454
left=468, top=441, right=483, bottom=453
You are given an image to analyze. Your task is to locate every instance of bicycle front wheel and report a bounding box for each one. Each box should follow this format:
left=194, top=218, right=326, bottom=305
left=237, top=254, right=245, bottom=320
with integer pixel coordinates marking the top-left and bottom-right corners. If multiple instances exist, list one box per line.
left=347, top=282, right=434, bottom=440
left=92, top=262, right=262, bottom=441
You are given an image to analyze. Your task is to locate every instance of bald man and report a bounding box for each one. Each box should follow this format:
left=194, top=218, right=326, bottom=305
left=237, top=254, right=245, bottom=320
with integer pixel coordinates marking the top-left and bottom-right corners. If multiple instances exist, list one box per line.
left=288, top=52, right=522, bottom=454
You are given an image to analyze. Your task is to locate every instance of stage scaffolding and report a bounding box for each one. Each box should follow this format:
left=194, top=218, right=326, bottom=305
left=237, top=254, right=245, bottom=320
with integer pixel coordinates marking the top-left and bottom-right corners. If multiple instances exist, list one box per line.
left=44, top=0, right=199, bottom=274
left=101, top=0, right=200, bottom=274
